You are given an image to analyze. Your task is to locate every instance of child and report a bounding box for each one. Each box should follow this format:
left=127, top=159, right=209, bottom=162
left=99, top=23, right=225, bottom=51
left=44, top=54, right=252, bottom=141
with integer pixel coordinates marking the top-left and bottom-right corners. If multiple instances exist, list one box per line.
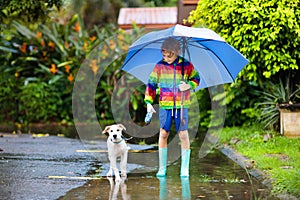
left=144, top=37, right=200, bottom=177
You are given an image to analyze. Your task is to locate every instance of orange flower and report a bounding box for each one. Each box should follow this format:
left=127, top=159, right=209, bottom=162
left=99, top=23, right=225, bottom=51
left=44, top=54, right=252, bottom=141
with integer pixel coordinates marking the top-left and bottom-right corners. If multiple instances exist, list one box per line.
left=48, top=41, right=55, bottom=49
left=101, top=46, right=108, bottom=59
left=41, top=39, right=45, bottom=47
left=67, top=74, right=74, bottom=83
left=65, top=65, right=70, bottom=73
left=36, top=32, right=42, bottom=39
left=73, top=22, right=81, bottom=32
left=19, top=43, right=27, bottom=53
left=109, top=40, right=116, bottom=50
left=89, top=36, right=96, bottom=42
left=117, top=34, right=124, bottom=40
left=121, top=43, right=129, bottom=51
left=89, top=59, right=98, bottom=75
left=50, top=64, right=58, bottom=74
left=64, top=41, right=69, bottom=49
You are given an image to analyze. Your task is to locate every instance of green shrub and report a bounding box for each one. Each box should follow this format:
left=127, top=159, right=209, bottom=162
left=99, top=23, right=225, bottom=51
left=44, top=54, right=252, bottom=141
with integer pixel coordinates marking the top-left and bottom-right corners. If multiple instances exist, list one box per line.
left=0, top=73, right=19, bottom=122
left=0, top=15, right=145, bottom=126
left=257, top=76, right=300, bottom=130
left=188, top=0, right=300, bottom=127
left=188, top=0, right=299, bottom=80
left=19, top=81, right=62, bottom=123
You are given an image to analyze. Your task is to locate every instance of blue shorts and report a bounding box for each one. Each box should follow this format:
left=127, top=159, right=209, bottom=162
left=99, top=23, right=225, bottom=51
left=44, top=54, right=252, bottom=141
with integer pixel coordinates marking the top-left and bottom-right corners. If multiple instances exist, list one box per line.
left=159, top=108, right=188, bottom=132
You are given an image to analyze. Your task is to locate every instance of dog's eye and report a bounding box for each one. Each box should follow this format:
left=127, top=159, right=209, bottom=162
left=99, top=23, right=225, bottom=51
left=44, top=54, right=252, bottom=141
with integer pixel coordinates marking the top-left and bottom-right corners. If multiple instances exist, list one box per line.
left=117, top=129, right=120, bottom=132
left=110, top=130, right=113, bottom=132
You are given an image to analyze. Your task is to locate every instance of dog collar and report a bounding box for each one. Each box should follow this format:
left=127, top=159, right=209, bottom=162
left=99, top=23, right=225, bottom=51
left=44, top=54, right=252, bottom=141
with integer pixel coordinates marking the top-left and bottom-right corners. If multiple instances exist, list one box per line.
left=111, top=138, right=124, bottom=144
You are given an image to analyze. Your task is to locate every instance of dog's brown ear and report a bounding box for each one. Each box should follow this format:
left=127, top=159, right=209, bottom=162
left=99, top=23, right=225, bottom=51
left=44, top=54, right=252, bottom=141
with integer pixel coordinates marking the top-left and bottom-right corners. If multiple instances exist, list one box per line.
left=117, top=124, right=126, bottom=131
left=102, top=126, right=111, bottom=134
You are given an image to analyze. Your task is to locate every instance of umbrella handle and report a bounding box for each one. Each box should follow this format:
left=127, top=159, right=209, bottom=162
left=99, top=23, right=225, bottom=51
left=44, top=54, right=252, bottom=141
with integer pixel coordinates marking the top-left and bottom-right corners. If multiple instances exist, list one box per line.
left=180, top=38, right=186, bottom=126
left=180, top=102, right=185, bottom=126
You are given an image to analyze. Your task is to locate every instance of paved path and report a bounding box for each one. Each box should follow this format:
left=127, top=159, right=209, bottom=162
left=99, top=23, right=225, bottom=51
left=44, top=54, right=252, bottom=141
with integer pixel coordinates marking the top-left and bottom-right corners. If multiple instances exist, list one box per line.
left=0, top=133, right=155, bottom=200
left=0, top=133, right=100, bottom=200
left=0, top=133, right=281, bottom=200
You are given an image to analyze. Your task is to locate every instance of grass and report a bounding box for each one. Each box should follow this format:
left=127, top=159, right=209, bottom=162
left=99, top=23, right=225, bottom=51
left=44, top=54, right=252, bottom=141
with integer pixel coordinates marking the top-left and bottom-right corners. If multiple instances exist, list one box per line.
left=213, top=124, right=300, bottom=198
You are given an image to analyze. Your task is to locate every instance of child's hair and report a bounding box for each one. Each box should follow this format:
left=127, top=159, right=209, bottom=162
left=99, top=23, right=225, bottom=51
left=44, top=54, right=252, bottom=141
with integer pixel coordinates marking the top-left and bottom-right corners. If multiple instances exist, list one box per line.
left=161, top=37, right=180, bottom=52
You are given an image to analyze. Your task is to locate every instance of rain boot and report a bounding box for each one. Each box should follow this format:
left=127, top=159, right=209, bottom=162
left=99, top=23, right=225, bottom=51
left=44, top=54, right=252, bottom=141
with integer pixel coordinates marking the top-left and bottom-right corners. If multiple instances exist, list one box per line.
left=180, top=149, right=190, bottom=177
left=158, top=176, right=168, bottom=200
left=181, top=177, right=191, bottom=200
left=156, top=147, right=167, bottom=177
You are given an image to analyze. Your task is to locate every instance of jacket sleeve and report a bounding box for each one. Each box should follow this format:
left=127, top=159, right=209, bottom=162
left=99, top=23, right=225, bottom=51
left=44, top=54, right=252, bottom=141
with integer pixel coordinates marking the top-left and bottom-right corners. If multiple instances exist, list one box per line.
left=188, top=63, right=200, bottom=90
left=144, top=66, right=159, bottom=104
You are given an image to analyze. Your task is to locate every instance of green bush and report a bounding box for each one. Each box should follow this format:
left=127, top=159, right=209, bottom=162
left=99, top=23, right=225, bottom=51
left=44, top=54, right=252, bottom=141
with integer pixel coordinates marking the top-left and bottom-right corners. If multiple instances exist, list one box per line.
left=257, top=76, right=300, bottom=130
left=0, top=15, right=145, bottom=126
left=0, top=0, right=63, bottom=25
left=0, top=73, right=19, bottom=122
left=188, top=0, right=300, bottom=127
left=19, top=81, right=62, bottom=123
left=188, top=0, right=299, bottom=80
left=214, top=80, right=261, bottom=126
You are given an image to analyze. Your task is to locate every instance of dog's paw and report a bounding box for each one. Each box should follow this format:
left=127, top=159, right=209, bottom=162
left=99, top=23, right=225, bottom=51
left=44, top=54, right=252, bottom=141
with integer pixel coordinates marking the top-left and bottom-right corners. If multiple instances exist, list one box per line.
left=106, top=172, right=113, bottom=177
left=121, top=172, right=127, bottom=178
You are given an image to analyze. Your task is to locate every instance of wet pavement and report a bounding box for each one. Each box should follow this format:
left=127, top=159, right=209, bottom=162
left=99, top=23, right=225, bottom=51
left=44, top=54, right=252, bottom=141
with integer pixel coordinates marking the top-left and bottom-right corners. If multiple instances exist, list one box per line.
left=61, top=146, right=278, bottom=200
left=0, top=133, right=95, bottom=200
left=0, top=133, right=279, bottom=200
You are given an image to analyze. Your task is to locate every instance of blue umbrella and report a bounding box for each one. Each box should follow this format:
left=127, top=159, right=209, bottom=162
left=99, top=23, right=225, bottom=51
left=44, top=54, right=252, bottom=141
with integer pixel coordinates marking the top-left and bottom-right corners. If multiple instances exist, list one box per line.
left=121, top=24, right=249, bottom=90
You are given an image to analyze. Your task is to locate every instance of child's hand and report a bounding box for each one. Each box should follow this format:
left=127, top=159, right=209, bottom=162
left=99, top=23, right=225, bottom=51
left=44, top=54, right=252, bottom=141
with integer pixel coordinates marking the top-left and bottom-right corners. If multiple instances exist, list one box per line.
left=147, top=103, right=156, bottom=113
left=179, top=81, right=191, bottom=91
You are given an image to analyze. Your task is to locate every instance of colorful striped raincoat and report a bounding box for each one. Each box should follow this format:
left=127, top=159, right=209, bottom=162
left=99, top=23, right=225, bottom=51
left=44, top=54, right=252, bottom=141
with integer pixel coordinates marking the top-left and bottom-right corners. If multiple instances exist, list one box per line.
left=145, top=56, right=200, bottom=109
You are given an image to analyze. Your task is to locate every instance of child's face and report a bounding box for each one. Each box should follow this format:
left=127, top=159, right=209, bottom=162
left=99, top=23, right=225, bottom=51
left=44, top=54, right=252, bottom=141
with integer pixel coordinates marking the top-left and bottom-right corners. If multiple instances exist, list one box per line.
left=162, top=49, right=179, bottom=64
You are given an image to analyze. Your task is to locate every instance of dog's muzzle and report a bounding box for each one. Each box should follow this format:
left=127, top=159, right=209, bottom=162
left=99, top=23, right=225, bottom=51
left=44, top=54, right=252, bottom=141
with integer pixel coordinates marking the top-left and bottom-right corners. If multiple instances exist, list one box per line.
left=111, top=138, right=124, bottom=144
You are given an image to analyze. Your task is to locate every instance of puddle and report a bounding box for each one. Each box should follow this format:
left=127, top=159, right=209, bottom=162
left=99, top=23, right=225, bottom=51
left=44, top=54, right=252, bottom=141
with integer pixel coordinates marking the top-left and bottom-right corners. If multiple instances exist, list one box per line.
left=60, top=175, right=275, bottom=200
left=60, top=138, right=279, bottom=200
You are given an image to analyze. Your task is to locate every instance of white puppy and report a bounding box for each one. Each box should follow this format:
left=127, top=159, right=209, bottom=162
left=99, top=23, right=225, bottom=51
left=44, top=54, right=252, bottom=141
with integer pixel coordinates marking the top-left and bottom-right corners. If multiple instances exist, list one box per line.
left=102, top=124, right=128, bottom=181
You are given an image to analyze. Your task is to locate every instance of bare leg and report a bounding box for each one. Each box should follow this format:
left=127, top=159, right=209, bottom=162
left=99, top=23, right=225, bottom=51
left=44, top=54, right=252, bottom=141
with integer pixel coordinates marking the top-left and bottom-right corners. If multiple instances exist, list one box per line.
left=178, top=130, right=190, bottom=150
left=158, top=128, right=169, bottom=148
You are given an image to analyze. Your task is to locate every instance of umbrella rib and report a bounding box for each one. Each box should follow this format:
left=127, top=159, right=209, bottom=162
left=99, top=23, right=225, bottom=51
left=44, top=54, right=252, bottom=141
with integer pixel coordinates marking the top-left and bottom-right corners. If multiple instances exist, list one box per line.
left=123, top=37, right=210, bottom=68
left=123, top=36, right=183, bottom=68
left=122, top=40, right=163, bottom=68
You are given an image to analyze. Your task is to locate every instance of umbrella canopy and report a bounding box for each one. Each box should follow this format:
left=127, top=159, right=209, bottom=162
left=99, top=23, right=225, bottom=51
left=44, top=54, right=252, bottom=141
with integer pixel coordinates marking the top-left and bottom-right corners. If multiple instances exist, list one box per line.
left=121, top=24, right=249, bottom=90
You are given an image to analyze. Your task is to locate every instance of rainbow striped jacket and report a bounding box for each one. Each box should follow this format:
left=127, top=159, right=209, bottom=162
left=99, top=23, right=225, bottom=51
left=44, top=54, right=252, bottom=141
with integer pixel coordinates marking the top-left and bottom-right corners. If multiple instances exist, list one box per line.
left=144, top=57, right=200, bottom=109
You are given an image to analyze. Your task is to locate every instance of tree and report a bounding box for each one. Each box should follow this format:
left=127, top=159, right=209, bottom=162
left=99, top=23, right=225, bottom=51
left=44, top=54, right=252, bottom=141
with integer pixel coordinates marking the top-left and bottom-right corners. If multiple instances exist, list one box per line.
left=0, top=0, right=63, bottom=23
left=65, top=0, right=177, bottom=29
left=188, top=0, right=299, bottom=82
left=188, top=0, right=300, bottom=127
left=63, top=0, right=123, bottom=29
